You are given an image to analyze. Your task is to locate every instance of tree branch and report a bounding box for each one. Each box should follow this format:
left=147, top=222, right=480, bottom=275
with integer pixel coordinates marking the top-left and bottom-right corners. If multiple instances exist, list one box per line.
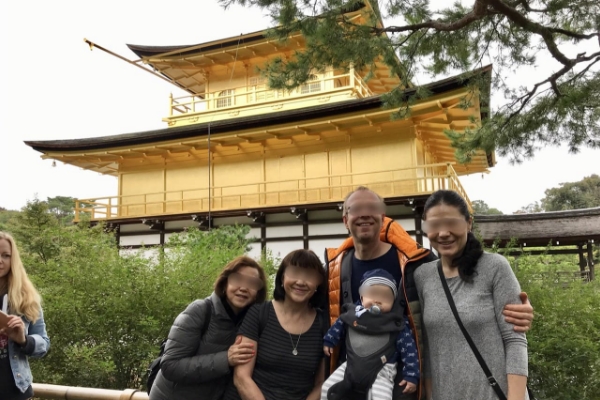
left=512, top=0, right=549, bottom=13
left=375, top=0, right=494, bottom=34
left=483, top=0, right=573, bottom=65
left=502, top=52, right=600, bottom=127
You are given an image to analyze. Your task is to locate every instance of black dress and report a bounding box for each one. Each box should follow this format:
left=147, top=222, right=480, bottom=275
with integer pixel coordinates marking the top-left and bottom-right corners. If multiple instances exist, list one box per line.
left=224, top=302, right=323, bottom=400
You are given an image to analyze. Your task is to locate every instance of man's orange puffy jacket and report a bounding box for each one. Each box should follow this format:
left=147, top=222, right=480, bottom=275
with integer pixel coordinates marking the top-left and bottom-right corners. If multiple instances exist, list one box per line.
left=324, top=217, right=437, bottom=399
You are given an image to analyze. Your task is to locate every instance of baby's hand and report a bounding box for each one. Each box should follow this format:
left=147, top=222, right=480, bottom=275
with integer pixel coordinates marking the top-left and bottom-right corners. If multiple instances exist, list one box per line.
left=323, top=346, right=333, bottom=356
left=399, top=379, right=417, bottom=394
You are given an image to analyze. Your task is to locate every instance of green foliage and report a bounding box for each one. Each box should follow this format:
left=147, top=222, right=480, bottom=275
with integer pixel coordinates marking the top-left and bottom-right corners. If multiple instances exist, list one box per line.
left=541, top=174, right=600, bottom=211
left=9, top=199, right=60, bottom=263
left=46, top=196, right=77, bottom=225
left=220, top=0, right=600, bottom=162
left=515, top=200, right=544, bottom=214
left=9, top=201, right=274, bottom=390
left=514, top=256, right=600, bottom=399
left=471, top=199, right=503, bottom=215
left=0, top=207, right=20, bottom=232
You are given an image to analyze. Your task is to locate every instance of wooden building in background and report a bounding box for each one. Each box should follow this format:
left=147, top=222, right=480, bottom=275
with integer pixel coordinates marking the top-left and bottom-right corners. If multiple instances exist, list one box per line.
left=25, top=1, right=494, bottom=260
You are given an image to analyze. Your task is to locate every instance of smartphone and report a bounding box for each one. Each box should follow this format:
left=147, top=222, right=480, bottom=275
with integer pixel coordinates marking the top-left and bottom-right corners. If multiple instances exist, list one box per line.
left=0, top=310, right=10, bottom=329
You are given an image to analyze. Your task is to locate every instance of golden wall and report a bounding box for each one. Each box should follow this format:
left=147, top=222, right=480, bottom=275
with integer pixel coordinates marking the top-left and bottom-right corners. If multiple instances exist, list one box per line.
left=117, top=134, right=418, bottom=217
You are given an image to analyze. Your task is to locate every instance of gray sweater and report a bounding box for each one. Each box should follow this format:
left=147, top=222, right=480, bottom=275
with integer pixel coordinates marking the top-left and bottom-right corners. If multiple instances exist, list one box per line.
left=414, top=252, right=528, bottom=400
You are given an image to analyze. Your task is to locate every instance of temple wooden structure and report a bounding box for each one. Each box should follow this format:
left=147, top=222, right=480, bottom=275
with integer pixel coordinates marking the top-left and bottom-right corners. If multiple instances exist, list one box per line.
left=476, top=207, right=600, bottom=280
left=25, top=1, right=494, bottom=259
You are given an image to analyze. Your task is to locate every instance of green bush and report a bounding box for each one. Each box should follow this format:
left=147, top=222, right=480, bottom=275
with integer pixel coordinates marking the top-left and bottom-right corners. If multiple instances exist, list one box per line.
left=8, top=201, right=276, bottom=390
left=514, top=255, right=600, bottom=399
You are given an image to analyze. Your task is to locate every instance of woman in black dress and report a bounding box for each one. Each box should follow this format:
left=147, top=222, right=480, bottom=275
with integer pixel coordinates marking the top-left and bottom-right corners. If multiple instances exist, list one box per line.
left=225, top=249, right=327, bottom=400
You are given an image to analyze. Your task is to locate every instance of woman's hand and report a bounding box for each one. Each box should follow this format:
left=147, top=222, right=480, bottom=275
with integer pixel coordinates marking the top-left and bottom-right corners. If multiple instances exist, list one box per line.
left=323, top=346, right=333, bottom=357
left=503, top=292, right=534, bottom=333
left=0, top=315, right=27, bottom=345
left=228, top=335, right=256, bottom=366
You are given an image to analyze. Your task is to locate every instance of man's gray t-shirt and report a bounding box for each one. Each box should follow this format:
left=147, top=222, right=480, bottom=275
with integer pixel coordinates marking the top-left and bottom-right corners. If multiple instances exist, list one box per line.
left=415, top=252, right=529, bottom=400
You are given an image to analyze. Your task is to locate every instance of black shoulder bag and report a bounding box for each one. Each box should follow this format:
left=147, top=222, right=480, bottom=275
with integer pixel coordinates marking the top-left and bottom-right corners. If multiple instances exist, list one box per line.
left=437, top=262, right=535, bottom=400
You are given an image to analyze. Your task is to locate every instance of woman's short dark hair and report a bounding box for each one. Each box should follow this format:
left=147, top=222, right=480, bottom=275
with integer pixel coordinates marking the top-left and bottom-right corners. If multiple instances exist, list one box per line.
left=423, top=190, right=483, bottom=282
left=214, top=255, right=268, bottom=303
left=273, top=249, right=327, bottom=309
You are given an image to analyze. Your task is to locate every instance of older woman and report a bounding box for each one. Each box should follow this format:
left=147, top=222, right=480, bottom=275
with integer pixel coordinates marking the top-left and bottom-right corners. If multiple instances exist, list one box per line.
left=225, top=249, right=327, bottom=400
left=0, top=232, right=50, bottom=400
left=415, top=190, right=529, bottom=400
left=150, top=255, right=268, bottom=400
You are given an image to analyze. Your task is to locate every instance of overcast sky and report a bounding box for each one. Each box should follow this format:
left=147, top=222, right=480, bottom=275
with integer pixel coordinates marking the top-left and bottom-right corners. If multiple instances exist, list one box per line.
left=1, top=0, right=598, bottom=214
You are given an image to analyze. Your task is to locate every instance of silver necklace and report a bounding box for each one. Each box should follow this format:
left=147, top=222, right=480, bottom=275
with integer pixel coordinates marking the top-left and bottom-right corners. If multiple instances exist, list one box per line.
left=288, top=332, right=301, bottom=356
left=288, top=316, right=312, bottom=356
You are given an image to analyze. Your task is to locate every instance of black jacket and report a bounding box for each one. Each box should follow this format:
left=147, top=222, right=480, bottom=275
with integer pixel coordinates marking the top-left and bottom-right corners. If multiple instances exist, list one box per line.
left=149, top=292, right=238, bottom=400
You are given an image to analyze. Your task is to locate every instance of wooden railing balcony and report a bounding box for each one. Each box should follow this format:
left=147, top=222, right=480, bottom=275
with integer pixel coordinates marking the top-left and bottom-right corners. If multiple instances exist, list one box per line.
left=164, top=70, right=373, bottom=125
left=74, top=163, right=471, bottom=222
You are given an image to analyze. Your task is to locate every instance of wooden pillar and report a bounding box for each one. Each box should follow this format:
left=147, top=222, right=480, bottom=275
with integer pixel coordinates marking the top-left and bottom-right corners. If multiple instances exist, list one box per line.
left=114, top=224, right=121, bottom=248
left=159, top=227, right=165, bottom=247
left=260, top=217, right=267, bottom=253
left=587, top=240, right=595, bottom=281
left=303, top=215, right=309, bottom=250
left=578, top=243, right=587, bottom=279
left=414, top=205, right=424, bottom=246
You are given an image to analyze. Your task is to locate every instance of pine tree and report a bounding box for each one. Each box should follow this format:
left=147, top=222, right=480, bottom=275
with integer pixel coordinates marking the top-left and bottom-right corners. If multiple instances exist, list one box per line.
left=221, top=0, right=600, bottom=162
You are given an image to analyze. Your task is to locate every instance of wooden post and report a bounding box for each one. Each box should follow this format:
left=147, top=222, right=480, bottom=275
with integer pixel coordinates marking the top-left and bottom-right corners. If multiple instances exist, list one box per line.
left=587, top=240, right=595, bottom=281
left=578, top=243, right=587, bottom=279
left=74, top=200, right=80, bottom=223
left=414, top=205, right=424, bottom=246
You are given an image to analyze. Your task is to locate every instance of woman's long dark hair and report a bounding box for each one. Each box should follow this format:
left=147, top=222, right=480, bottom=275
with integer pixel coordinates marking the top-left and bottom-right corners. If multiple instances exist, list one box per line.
left=423, top=190, right=483, bottom=282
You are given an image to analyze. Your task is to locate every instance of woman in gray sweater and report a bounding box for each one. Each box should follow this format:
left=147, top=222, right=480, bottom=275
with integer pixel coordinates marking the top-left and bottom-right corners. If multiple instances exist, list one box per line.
left=415, top=190, right=529, bottom=400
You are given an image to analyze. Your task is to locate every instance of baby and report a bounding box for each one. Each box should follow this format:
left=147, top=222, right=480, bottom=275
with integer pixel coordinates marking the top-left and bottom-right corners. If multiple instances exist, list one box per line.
left=321, top=269, right=419, bottom=400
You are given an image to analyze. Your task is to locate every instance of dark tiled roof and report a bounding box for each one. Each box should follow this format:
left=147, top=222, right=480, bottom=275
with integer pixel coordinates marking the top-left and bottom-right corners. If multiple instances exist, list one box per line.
left=127, top=30, right=266, bottom=58
left=24, top=66, right=492, bottom=152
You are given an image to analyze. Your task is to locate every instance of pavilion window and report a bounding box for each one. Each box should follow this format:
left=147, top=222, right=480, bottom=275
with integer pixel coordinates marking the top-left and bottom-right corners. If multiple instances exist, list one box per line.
left=216, top=89, right=234, bottom=108
left=300, top=74, right=321, bottom=94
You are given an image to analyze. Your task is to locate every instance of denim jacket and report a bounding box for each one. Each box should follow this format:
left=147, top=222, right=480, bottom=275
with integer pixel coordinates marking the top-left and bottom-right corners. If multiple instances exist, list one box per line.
left=6, top=308, right=50, bottom=393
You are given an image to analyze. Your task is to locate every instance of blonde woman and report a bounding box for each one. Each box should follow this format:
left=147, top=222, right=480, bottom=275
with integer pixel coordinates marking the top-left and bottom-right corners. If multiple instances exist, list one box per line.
left=0, top=232, right=50, bottom=400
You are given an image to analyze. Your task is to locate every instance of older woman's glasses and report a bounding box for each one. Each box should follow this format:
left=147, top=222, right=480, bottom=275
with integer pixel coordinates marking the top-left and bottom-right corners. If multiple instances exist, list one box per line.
left=422, top=218, right=468, bottom=233
left=228, top=272, right=264, bottom=291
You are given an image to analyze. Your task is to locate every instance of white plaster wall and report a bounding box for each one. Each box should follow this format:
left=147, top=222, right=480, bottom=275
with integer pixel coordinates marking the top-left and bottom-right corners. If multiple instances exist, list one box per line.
left=266, top=225, right=303, bottom=238
left=265, top=240, right=304, bottom=260
left=396, top=218, right=415, bottom=231
left=119, top=234, right=161, bottom=246
left=422, top=236, right=432, bottom=250
left=309, top=222, right=349, bottom=236
left=246, top=227, right=261, bottom=241
left=246, top=243, right=263, bottom=261
left=308, top=238, right=348, bottom=262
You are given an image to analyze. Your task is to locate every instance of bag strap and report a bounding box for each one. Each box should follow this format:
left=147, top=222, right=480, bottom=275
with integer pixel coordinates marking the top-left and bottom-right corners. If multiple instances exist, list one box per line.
left=436, top=262, right=507, bottom=400
left=258, top=301, right=270, bottom=337
left=201, top=298, right=213, bottom=335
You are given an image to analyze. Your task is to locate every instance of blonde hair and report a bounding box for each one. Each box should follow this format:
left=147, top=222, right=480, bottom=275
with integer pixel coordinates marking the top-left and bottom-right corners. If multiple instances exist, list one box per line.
left=0, top=232, right=42, bottom=322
